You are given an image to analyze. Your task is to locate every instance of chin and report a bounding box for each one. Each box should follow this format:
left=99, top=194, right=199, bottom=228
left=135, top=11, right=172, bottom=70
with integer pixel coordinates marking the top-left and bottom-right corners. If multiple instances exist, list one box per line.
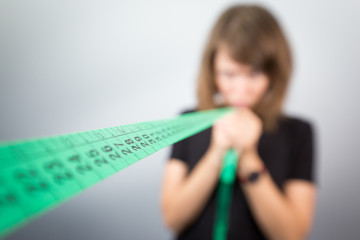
left=229, top=102, right=250, bottom=108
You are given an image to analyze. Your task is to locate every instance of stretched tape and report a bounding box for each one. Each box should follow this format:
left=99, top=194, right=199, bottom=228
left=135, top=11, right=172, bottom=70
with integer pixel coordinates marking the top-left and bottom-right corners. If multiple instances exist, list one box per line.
left=0, top=106, right=236, bottom=239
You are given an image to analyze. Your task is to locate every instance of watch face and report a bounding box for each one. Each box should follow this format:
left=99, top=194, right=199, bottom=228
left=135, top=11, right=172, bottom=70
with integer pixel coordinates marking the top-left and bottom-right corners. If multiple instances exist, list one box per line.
left=248, top=172, right=259, bottom=182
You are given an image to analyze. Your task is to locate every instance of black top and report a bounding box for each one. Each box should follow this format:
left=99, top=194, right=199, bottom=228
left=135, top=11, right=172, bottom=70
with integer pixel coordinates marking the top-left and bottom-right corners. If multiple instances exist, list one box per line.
left=168, top=108, right=317, bottom=240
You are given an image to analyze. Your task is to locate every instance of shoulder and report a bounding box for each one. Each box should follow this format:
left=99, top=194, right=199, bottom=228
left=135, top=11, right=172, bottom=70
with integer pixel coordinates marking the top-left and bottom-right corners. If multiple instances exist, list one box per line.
left=278, top=114, right=315, bottom=138
left=178, top=107, right=198, bottom=115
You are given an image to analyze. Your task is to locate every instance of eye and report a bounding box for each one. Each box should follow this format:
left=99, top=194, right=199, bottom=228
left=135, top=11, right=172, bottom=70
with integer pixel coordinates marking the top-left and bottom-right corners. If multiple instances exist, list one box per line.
left=250, top=68, right=263, bottom=77
left=220, top=70, right=235, bottom=78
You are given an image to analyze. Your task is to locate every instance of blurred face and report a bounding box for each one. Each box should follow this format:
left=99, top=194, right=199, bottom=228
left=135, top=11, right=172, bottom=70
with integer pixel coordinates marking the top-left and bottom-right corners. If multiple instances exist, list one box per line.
left=214, top=46, right=270, bottom=108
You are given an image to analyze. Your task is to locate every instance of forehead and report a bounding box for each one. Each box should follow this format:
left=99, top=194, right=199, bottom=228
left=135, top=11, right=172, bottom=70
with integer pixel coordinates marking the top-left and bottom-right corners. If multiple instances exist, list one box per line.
left=214, top=46, right=252, bottom=71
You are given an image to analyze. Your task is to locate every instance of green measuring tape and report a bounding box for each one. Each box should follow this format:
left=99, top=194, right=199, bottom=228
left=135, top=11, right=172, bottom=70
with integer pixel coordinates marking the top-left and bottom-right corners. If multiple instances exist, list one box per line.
left=213, top=149, right=239, bottom=240
left=0, top=106, right=238, bottom=239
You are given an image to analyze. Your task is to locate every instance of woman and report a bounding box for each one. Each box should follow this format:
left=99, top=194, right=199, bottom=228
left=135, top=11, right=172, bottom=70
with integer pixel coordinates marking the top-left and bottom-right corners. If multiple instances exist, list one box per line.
left=160, top=4, right=317, bottom=240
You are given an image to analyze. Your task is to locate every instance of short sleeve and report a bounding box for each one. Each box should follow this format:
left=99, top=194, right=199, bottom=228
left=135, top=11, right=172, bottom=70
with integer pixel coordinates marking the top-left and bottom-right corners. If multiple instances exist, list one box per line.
left=168, top=138, right=188, bottom=164
left=167, top=108, right=193, bottom=164
left=288, top=120, right=317, bottom=184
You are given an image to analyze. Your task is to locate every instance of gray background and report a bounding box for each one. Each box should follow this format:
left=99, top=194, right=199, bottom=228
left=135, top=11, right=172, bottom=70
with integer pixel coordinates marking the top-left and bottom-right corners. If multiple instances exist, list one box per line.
left=0, top=0, right=359, bottom=239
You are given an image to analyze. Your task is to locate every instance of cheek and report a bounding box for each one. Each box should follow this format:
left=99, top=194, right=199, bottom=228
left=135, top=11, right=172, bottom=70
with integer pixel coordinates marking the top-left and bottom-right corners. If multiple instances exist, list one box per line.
left=215, top=78, right=231, bottom=93
left=251, top=78, right=269, bottom=99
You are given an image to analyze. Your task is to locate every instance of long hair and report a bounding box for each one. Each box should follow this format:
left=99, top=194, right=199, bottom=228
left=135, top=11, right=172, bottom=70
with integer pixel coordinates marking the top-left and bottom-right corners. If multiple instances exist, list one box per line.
left=196, top=4, right=292, bottom=132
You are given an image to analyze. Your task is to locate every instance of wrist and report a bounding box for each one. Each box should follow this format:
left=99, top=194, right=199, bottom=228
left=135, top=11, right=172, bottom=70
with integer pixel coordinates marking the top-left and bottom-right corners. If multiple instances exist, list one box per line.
left=237, top=149, right=263, bottom=178
left=205, top=145, right=226, bottom=171
left=237, top=164, right=267, bottom=184
left=209, top=144, right=228, bottom=158
left=234, top=145, right=258, bottom=156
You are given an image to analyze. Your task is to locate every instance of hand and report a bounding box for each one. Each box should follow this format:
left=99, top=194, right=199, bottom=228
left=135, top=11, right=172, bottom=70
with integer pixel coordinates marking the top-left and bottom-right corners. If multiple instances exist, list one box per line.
left=208, top=107, right=263, bottom=168
left=229, top=107, right=263, bottom=154
left=209, top=116, right=233, bottom=156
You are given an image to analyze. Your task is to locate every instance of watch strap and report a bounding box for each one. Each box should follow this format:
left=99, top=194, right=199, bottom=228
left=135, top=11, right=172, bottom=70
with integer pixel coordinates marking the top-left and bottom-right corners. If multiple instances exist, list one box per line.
left=238, top=165, right=267, bottom=184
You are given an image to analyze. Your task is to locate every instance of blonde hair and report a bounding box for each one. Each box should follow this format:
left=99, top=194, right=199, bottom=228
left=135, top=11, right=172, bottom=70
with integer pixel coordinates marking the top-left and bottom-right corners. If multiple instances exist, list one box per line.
left=196, top=4, right=292, bottom=132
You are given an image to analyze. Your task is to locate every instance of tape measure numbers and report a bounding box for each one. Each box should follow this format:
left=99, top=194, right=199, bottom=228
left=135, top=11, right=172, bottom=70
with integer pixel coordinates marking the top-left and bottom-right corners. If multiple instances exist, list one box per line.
left=0, top=107, right=237, bottom=239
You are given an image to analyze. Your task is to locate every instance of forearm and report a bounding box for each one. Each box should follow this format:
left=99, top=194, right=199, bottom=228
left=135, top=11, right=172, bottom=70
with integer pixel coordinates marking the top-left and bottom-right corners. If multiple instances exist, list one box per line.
left=238, top=150, right=304, bottom=240
left=168, top=147, right=223, bottom=234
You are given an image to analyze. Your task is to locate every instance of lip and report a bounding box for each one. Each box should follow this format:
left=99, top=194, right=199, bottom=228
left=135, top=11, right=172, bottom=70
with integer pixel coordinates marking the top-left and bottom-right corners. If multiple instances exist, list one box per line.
left=231, top=102, right=248, bottom=107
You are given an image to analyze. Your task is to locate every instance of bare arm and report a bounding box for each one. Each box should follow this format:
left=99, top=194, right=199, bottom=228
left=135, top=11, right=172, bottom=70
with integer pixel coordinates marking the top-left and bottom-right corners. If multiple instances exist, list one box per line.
left=219, top=108, right=317, bottom=239
left=238, top=150, right=317, bottom=240
left=160, top=146, right=225, bottom=234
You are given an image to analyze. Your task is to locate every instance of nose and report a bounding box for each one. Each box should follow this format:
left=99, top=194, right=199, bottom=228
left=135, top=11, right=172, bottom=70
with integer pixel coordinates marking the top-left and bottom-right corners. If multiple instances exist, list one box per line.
left=231, top=75, right=250, bottom=94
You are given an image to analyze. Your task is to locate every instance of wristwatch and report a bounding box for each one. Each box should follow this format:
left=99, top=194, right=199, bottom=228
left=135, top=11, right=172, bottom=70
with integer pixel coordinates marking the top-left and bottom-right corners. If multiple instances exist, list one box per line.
left=238, top=165, right=267, bottom=184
